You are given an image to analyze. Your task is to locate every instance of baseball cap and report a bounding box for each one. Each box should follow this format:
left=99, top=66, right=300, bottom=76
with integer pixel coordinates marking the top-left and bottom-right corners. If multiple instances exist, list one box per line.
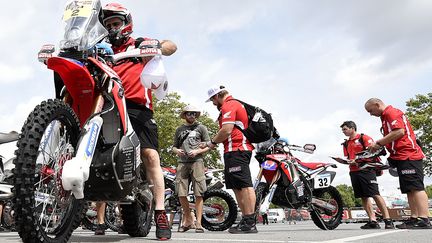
left=180, top=104, right=201, bottom=119
left=206, top=85, right=226, bottom=102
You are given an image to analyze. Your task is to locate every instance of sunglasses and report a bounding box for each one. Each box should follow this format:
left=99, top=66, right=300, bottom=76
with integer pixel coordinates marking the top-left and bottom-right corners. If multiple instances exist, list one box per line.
left=185, top=112, right=198, bottom=117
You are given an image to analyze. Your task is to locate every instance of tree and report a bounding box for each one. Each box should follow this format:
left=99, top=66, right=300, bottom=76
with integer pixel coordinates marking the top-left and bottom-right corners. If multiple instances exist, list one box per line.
left=405, top=93, right=432, bottom=175
left=153, top=92, right=222, bottom=169
left=336, top=184, right=361, bottom=208
left=426, top=185, right=432, bottom=199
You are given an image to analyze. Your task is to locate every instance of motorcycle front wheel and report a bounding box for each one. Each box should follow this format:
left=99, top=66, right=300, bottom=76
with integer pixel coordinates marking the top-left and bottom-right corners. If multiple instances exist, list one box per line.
left=201, top=189, right=238, bottom=231
left=310, top=186, right=343, bottom=230
left=13, top=99, right=84, bottom=242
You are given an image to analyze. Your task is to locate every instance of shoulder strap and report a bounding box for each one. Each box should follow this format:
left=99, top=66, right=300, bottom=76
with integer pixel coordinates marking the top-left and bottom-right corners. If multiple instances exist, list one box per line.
left=359, top=133, right=366, bottom=150
left=178, top=124, right=199, bottom=146
left=342, top=140, right=350, bottom=158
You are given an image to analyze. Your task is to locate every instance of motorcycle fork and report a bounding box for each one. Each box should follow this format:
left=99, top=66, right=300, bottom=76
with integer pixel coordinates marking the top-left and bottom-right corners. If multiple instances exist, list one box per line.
left=253, top=167, right=280, bottom=204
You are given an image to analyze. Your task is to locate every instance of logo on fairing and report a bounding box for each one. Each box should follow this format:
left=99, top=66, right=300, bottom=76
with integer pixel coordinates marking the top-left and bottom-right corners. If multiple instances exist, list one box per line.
left=85, top=122, right=100, bottom=157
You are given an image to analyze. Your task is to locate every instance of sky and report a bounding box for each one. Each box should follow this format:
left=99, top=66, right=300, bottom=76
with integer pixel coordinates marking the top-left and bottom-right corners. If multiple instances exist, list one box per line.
left=0, top=0, right=431, bottom=200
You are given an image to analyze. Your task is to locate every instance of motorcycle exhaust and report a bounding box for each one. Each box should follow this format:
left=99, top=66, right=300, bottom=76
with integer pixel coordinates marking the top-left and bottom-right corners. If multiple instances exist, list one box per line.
left=311, top=198, right=337, bottom=211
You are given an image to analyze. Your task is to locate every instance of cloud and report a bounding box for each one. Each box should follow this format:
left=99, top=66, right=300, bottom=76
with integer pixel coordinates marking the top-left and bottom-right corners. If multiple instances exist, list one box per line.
left=0, top=63, right=34, bottom=84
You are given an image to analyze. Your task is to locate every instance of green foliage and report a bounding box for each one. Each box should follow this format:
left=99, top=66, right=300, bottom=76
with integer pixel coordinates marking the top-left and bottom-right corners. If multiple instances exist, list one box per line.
left=405, top=93, right=432, bottom=175
left=336, top=184, right=361, bottom=208
left=426, top=185, right=432, bottom=199
left=153, top=92, right=222, bottom=169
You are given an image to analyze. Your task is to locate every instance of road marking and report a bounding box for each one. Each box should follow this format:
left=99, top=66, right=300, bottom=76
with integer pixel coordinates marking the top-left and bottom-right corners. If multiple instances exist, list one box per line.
left=171, top=238, right=309, bottom=243
left=322, top=230, right=406, bottom=243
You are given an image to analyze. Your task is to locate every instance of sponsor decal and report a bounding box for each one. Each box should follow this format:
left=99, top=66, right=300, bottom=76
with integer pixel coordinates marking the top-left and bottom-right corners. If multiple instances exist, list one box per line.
left=223, top=111, right=232, bottom=119
left=401, top=169, right=416, bottom=175
left=391, top=120, right=398, bottom=126
left=85, top=122, right=99, bottom=157
left=262, top=161, right=277, bottom=170
left=229, top=166, right=241, bottom=173
left=140, top=48, right=159, bottom=55
left=370, top=180, right=378, bottom=184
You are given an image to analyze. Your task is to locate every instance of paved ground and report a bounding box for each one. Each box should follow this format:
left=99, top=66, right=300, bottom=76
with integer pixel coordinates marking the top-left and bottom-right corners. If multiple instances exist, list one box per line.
left=0, top=220, right=430, bottom=242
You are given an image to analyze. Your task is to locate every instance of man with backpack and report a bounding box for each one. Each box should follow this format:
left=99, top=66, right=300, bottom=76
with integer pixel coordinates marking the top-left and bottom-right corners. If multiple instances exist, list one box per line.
left=172, top=105, right=210, bottom=233
left=340, top=121, right=394, bottom=229
left=200, top=85, right=258, bottom=234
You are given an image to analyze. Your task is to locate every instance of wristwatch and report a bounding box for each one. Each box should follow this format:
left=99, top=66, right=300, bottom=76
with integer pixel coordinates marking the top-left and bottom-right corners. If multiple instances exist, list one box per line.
left=211, top=139, right=217, bottom=145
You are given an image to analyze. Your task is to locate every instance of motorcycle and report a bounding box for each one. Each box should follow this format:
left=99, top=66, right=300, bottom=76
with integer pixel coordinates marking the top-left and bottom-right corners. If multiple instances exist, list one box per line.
left=13, top=0, right=165, bottom=242
left=0, top=131, right=19, bottom=230
left=254, top=138, right=344, bottom=230
left=162, top=166, right=238, bottom=231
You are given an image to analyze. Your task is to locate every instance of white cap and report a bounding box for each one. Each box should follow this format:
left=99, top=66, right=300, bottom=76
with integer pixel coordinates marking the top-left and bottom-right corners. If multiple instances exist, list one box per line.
left=206, top=85, right=226, bottom=102
left=141, top=55, right=169, bottom=100
left=180, top=104, right=201, bottom=119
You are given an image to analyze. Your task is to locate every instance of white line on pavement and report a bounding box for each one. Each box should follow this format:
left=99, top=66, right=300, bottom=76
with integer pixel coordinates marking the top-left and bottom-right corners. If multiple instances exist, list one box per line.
left=170, top=238, right=310, bottom=243
left=321, top=230, right=406, bottom=243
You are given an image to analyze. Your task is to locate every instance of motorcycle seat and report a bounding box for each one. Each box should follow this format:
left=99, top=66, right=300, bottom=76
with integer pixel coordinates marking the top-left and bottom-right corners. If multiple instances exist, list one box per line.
left=297, top=161, right=328, bottom=170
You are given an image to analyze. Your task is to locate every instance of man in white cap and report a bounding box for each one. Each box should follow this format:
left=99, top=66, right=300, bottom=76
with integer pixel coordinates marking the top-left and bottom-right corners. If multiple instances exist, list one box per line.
left=172, top=105, right=210, bottom=233
left=201, top=85, right=257, bottom=234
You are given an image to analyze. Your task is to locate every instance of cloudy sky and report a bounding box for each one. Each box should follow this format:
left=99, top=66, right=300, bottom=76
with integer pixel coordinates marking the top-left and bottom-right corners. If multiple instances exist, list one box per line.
left=0, top=0, right=431, bottom=198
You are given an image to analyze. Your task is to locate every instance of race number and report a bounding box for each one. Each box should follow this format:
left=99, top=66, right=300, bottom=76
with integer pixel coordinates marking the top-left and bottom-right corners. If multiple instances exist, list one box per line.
left=63, top=0, right=93, bottom=21
left=314, top=174, right=331, bottom=188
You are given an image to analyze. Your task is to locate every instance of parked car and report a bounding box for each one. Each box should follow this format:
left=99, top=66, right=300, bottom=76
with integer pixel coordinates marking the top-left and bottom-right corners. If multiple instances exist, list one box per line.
left=268, top=208, right=285, bottom=223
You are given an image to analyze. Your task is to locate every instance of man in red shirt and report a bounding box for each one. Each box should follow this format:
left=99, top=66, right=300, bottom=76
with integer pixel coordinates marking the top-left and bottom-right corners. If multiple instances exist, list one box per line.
left=102, top=3, right=177, bottom=240
left=340, top=121, right=393, bottom=229
left=201, top=85, right=257, bottom=234
left=365, top=98, right=431, bottom=229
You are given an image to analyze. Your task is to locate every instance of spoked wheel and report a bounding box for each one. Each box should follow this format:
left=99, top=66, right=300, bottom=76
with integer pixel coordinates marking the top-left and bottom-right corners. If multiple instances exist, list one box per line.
left=311, top=186, right=343, bottom=230
left=201, top=189, right=238, bottom=231
left=12, top=99, right=84, bottom=242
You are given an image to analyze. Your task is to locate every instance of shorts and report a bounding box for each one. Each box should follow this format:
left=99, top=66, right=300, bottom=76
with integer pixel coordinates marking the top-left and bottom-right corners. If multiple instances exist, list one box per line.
left=350, top=170, right=380, bottom=198
left=127, top=105, right=158, bottom=150
left=393, top=159, right=424, bottom=193
left=175, top=161, right=207, bottom=197
left=223, top=151, right=253, bottom=190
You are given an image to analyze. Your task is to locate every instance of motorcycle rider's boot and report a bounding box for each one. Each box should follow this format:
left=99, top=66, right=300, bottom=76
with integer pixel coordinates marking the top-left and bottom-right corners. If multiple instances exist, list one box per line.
left=228, top=214, right=258, bottom=234
left=155, top=210, right=172, bottom=240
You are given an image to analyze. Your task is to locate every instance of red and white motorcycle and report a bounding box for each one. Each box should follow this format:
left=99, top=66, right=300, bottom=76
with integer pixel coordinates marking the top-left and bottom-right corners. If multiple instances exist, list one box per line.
left=13, top=0, right=167, bottom=242
left=254, top=138, right=344, bottom=230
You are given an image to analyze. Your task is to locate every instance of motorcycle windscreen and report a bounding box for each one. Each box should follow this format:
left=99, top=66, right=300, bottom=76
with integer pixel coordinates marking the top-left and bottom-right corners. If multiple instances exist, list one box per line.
left=59, top=0, right=108, bottom=51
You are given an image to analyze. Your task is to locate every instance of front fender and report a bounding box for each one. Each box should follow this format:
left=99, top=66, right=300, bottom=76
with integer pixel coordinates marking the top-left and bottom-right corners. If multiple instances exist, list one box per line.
left=47, top=57, right=95, bottom=125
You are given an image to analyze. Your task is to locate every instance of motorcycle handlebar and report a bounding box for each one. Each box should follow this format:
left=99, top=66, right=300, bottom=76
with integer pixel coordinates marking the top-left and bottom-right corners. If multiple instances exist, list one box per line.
left=111, top=47, right=162, bottom=64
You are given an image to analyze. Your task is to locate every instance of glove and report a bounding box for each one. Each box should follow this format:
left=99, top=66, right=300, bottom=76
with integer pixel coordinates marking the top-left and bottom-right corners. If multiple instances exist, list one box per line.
left=135, top=38, right=161, bottom=49
left=96, top=42, right=114, bottom=55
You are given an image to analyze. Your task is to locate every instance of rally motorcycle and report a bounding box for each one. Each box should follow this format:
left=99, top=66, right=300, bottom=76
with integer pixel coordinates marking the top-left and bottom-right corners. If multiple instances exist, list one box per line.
left=0, top=131, right=19, bottom=230
left=13, top=0, right=167, bottom=242
left=254, top=138, right=343, bottom=230
left=162, top=166, right=238, bottom=231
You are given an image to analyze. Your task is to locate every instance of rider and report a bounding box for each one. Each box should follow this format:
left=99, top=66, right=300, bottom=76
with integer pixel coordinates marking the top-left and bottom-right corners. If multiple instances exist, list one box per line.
left=340, top=121, right=394, bottom=229
left=102, top=3, right=177, bottom=240
left=172, top=105, right=210, bottom=233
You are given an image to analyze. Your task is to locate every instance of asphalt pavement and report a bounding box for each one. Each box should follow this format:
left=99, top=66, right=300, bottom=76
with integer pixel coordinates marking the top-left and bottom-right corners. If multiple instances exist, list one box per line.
left=0, top=220, right=430, bottom=242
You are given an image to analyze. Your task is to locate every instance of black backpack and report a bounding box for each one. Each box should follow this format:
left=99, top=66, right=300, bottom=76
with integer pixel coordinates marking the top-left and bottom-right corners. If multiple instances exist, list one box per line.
left=231, top=99, right=274, bottom=143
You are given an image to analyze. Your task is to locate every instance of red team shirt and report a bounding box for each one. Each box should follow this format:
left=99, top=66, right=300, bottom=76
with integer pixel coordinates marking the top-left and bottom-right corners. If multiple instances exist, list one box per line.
left=380, top=105, right=424, bottom=161
left=219, top=96, right=254, bottom=153
left=343, top=133, right=374, bottom=172
left=112, top=37, right=153, bottom=110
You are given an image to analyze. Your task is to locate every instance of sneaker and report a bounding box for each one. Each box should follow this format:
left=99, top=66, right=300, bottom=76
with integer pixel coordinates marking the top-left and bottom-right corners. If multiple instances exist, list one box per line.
left=94, top=224, right=105, bottom=235
left=396, top=217, right=417, bottom=229
left=411, top=218, right=432, bottom=229
left=155, top=210, right=172, bottom=240
left=228, top=216, right=258, bottom=234
left=384, top=219, right=395, bottom=229
left=360, top=221, right=381, bottom=229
